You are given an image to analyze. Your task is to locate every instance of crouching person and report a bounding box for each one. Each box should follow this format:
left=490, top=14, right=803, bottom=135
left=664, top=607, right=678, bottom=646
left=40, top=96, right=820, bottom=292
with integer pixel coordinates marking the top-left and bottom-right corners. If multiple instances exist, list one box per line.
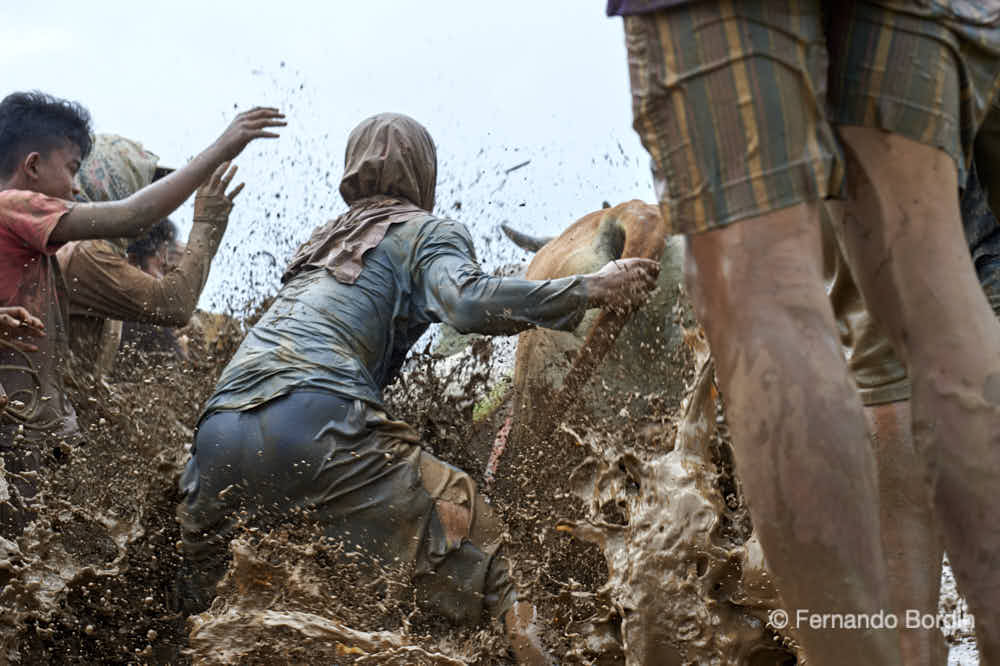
left=177, top=113, right=658, bottom=664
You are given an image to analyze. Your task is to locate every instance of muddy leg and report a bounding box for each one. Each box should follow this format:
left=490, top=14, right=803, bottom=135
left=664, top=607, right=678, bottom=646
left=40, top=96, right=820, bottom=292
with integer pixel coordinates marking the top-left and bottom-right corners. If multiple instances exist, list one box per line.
left=685, top=201, right=900, bottom=666
left=866, top=401, right=946, bottom=666
left=836, top=127, right=1000, bottom=662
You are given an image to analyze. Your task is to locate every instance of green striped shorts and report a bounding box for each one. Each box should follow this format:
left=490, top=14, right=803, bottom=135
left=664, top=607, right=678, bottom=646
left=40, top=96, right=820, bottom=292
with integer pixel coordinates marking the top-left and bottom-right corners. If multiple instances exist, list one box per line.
left=625, top=0, right=1000, bottom=235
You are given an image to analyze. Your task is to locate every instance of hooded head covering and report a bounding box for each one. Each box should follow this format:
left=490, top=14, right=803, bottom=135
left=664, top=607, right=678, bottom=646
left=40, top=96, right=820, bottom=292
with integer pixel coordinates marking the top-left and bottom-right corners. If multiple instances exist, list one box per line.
left=283, top=113, right=438, bottom=285
left=78, top=134, right=160, bottom=202
left=76, top=134, right=162, bottom=252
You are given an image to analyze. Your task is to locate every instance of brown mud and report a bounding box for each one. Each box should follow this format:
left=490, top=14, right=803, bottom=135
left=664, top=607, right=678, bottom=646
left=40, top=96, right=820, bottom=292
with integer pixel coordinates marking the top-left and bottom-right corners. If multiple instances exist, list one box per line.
left=0, top=288, right=798, bottom=664
left=0, top=300, right=972, bottom=664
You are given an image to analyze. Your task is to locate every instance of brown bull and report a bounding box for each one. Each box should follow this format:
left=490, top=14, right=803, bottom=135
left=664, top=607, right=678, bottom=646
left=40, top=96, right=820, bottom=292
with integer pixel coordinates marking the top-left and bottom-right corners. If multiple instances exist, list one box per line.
left=507, top=200, right=689, bottom=438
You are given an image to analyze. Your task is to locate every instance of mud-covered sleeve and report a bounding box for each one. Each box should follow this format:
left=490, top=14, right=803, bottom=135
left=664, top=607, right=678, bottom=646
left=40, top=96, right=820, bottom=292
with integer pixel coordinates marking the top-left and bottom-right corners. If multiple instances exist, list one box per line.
left=414, top=220, right=590, bottom=335
left=64, top=222, right=221, bottom=326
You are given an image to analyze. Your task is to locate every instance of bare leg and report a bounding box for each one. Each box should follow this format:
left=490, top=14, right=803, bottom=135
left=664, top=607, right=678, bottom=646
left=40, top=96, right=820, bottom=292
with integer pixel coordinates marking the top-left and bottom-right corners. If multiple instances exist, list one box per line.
left=866, top=401, right=947, bottom=666
left=837, top=127, right=1000, bottom=662
left=685, top=202, right=901, bottom=665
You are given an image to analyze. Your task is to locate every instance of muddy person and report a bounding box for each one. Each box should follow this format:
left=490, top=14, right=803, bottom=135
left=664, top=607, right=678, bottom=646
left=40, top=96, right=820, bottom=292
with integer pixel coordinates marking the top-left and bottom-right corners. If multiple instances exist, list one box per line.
left=0, top=91, right=285, bottom=538
left=176, top=112, right=658, bottom=664
left=57, top=134, right=237, bottom=375
left=609, top=1, right=1000, bottom=663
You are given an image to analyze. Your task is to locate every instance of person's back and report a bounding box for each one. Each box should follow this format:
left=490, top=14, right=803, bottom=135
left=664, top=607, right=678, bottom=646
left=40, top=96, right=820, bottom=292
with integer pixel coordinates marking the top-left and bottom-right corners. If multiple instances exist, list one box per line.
left=207, top=211, right=594, bottom=418
left=205, top=214, right=436, bottom=413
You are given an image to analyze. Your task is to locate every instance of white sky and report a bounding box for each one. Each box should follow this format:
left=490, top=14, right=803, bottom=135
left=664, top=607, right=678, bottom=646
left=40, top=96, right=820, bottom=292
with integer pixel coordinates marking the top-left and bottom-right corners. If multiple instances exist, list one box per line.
left=2, top=1, right=655, bottom=312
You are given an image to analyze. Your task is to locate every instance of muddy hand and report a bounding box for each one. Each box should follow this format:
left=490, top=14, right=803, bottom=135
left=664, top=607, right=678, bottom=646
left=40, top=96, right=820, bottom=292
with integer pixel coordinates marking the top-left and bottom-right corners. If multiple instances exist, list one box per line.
left=193, top=162, right=244, bottom=229
left=0, top=306, right=45, bottom=353
left=212, top=107, right=286, bottom=161
left=587, top=258, right=660, bottom=312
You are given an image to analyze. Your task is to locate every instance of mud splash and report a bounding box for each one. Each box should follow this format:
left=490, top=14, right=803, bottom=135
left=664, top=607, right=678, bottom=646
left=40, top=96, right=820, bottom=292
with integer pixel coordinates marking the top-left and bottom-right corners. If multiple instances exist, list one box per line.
left=556, top=332, right=794, bottom=665
left=0, top=303, right=977, bottom=664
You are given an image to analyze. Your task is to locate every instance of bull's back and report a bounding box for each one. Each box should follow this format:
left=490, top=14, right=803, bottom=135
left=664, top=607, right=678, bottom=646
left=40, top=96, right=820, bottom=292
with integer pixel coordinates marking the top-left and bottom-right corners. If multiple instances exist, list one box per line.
left=513, top=200, right=690, bottom=426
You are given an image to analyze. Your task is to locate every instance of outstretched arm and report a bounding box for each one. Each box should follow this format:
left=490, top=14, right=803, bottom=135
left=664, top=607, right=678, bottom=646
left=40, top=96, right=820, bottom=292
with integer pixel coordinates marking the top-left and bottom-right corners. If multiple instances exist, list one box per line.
left=50, top=107, right=284, bottom=243
left=418, top=223, right=658, bottom=335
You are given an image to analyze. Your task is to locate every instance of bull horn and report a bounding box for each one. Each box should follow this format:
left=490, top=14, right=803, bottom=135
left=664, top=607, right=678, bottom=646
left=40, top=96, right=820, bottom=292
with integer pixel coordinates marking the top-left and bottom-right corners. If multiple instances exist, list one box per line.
left=499, top=223, right=555, bottom=253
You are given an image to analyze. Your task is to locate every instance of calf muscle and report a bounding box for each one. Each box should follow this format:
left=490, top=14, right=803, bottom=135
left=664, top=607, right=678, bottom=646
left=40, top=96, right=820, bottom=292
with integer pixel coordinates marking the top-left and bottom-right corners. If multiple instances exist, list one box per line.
left=686, top=203, right=900, bottom=666
left=836, top=127, right=1000, bottom=661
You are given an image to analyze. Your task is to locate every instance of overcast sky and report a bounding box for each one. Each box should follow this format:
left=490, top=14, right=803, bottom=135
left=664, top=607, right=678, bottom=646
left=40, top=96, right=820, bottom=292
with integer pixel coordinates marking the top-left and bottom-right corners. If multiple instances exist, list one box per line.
left=3, top=1, right=655, bottom=312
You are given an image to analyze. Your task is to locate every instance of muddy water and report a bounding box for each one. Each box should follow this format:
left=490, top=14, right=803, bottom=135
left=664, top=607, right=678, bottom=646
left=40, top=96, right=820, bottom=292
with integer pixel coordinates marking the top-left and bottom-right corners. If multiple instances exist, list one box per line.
left=0, top=307, right=976, bottom=664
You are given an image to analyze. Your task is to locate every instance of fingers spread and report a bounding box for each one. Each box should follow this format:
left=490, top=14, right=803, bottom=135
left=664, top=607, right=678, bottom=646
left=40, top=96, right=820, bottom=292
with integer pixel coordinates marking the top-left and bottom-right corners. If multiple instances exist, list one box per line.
left=211, top=161, right=230, bottom=187
left=220, top=164, right=239, bottom=189
left=226, top=182, right=246, bottom=201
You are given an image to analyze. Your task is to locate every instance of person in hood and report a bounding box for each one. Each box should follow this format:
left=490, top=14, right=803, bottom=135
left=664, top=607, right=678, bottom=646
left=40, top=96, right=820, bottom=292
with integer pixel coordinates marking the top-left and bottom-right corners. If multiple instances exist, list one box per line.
left=57, top=134, right=233, bottom=376
left=177, top=113, right=659, bottom=664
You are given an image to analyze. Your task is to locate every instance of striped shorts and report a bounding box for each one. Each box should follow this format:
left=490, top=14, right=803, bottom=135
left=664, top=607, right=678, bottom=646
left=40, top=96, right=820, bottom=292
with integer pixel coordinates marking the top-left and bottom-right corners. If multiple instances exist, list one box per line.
left=624, top=0, right=1000, bottom=234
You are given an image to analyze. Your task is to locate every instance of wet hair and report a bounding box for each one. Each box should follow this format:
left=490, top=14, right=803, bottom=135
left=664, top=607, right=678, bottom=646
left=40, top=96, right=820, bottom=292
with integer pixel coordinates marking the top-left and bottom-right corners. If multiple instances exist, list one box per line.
left=0, top=91, right=93, bottom=179
left=128, top=218, right=178, bottom=267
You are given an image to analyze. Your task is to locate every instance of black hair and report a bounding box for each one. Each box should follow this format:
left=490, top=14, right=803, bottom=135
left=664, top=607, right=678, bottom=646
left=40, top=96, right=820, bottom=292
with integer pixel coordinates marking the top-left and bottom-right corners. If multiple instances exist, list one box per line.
left=0, top=91, right=93, bottom=179
left=128, top=218, right=178, bottom=266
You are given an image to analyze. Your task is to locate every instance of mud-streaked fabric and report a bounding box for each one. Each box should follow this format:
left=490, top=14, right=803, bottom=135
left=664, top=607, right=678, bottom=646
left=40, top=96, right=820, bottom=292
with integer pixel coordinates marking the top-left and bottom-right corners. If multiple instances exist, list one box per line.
left=822, top=208, right=910, bottom=406
left=203, top=216, right=590, bottom=417
left=828, top=0, right=1000, bottom=185
left=826, top=163, right=1000, bottom=406
left=178, top=391, right=513, bottom=623
left=624, top=0, right=1000, bottom=234
left=624, top=1, right=843, bottom=234
left=284, top=113, right=437, bottom=285
left=61, top=133, right=220, bottom=372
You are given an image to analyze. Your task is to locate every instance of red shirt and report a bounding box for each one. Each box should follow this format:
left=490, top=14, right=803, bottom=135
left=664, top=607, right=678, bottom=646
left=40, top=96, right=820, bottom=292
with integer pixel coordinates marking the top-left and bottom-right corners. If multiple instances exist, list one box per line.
left=0, top=189, right=80, bottom=448
left=0, top=190, right=71, bottom=305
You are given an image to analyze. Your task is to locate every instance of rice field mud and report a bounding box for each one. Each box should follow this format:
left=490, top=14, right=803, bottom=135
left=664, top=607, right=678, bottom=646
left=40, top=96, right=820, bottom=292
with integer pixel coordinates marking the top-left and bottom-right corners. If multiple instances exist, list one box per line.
left=0, top=300, right=978, bottom=664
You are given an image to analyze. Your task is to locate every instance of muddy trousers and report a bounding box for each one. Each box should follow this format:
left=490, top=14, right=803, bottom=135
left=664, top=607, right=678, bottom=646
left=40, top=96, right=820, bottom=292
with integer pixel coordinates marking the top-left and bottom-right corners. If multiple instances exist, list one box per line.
left=176, top=390, right=513, bottom=623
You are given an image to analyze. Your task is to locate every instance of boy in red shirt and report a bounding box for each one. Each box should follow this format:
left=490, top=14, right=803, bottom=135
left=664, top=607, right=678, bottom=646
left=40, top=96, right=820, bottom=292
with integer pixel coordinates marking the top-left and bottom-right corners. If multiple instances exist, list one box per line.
left=0, top=91, right=284, bottom=536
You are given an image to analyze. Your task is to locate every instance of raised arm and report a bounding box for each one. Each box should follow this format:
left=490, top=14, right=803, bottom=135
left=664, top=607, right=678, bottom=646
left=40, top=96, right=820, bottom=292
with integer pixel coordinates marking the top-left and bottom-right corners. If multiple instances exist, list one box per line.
left=50, top=107, right=284, bottom=243
left=62, top=165, right=243, bottom=326
left=417, top=222, right=658, bottom=335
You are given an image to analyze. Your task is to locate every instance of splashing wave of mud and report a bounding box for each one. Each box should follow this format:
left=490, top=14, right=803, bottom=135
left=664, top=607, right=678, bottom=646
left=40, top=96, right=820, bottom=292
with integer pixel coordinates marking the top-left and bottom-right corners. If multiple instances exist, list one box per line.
left=0, top=305, right=976, bottom=664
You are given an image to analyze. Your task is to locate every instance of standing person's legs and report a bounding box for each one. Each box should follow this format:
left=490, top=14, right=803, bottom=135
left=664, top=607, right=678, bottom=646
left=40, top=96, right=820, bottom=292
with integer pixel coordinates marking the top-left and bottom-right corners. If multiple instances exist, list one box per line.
left=827, top=2, right=1000, bottom=658
left=823, top=206, right=947, bottom=665
left=624, top=2, right=900, bottom=663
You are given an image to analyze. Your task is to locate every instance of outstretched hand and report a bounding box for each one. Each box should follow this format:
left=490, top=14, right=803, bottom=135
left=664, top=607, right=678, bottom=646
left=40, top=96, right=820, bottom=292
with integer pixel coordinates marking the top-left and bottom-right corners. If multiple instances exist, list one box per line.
left=0, top=306, right=45, bottom=353
left=212, top=107, right=286, bottom=162
left=193, top=162, right=244, bottom=229
left=587, top=258, right=660, bottom=313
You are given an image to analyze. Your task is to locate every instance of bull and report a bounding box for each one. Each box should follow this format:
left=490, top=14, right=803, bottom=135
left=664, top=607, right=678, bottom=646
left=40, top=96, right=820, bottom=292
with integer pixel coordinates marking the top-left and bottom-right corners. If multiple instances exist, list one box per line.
left=504, top=200, right=688, bottom=436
